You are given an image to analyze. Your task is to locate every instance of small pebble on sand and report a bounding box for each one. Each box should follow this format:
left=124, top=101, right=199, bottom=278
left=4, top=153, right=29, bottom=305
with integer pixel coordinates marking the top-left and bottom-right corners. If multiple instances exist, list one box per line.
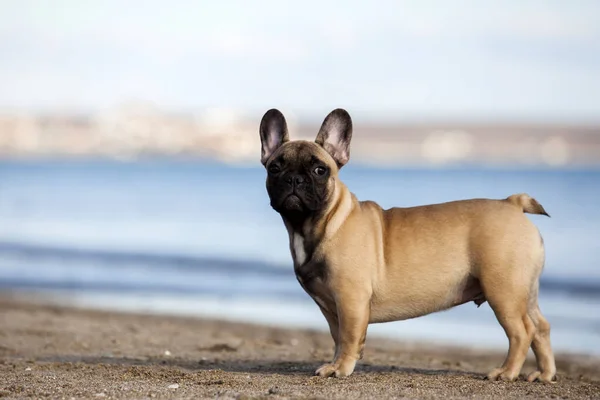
left=168, top=383, right=179, bottom=389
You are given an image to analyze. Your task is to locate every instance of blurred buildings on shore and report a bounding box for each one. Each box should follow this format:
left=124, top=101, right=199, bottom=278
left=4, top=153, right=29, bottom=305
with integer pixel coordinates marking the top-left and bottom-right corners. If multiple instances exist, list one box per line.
left=1, top=102, right=599, bottom=167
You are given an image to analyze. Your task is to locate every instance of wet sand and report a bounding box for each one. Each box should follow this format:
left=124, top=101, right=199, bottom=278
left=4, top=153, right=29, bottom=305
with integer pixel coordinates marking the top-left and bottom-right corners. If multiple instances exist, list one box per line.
left=1, top=295, right=599, bottom=399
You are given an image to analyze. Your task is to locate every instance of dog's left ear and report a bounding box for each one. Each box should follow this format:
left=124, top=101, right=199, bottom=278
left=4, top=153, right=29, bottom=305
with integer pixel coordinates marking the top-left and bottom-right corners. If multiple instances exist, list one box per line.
left=260, top=109, right=289, bottom=166
left=315, top=108, right=353, bottom=168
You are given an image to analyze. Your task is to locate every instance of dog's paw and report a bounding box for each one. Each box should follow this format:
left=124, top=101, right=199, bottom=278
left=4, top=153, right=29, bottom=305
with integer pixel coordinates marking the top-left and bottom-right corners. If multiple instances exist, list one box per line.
left=314, top=362, right=354, bottom=378
left=486, top=367, right=519, bottom=382
left=315, top=363, right=337, bottom=377
left=526, top=370, right=557, bottom=384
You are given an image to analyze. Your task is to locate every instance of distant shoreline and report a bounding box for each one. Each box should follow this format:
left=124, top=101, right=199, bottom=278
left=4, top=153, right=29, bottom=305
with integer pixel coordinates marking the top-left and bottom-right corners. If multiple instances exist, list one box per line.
left=2, top=111, right=600, bottom=167
left=1, top=155, right=600, bottom=171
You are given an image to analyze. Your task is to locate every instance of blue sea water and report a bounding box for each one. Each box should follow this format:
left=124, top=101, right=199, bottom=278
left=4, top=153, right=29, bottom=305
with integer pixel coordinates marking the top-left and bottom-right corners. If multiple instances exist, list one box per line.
left=0, top=160, right=599, bottom=354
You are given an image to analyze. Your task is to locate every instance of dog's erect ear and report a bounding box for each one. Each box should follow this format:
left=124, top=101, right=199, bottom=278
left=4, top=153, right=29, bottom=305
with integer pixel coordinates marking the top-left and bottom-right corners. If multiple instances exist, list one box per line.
left=315, top=108, right=353, bottom=168
left=260, top=109, right=289, bottom=166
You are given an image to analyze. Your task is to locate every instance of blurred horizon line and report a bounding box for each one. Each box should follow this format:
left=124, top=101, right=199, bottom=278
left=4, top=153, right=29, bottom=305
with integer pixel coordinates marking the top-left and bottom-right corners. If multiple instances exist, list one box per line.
left=1, top=101, right=600, bottom=168
left=3, top=101, right=600, bottom=126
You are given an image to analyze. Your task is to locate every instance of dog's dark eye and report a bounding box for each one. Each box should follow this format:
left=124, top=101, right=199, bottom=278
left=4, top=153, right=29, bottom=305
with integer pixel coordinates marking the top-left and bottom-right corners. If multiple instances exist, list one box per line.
left=314, top=166, right=327, bottom=176
left=268, top=164, right=281, bottom=174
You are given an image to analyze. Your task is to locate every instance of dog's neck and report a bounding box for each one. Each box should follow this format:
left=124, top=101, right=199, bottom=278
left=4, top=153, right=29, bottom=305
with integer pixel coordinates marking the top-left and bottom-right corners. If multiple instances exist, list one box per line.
left=283, top=178, right=355, bottom=267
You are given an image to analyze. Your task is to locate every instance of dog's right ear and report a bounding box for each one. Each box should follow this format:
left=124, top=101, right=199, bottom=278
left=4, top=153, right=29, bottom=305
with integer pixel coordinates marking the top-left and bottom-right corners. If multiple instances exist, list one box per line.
left=260, top=109, right=289, bottom=166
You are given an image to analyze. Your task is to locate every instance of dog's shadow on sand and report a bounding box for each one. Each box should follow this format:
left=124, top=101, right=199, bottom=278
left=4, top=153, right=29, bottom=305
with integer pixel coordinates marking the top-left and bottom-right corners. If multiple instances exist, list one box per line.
left=33, top=354, right=484, bottom=380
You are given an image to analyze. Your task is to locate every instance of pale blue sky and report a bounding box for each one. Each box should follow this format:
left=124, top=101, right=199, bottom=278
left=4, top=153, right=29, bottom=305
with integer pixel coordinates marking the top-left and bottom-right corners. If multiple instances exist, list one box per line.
left=1, top=0, right=599, bottom=122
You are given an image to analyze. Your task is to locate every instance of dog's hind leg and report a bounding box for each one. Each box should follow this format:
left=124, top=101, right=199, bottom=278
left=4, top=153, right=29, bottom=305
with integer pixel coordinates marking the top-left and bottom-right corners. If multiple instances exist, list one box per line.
left=481, top=266, right=537, bottom=381
left=526, top=282, right=557, bottom=383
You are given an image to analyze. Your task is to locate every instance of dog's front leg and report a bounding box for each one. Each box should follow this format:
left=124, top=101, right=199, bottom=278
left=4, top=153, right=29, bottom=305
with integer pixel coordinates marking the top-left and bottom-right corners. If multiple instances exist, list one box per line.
left=317, top=305, right=340, bottom=360
left=315, top=294, right=370, bottom=378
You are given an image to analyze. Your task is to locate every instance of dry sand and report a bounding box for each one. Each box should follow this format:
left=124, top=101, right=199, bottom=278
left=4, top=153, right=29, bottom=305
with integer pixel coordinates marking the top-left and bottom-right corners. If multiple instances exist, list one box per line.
left=1, top=295, right=599, bottom=399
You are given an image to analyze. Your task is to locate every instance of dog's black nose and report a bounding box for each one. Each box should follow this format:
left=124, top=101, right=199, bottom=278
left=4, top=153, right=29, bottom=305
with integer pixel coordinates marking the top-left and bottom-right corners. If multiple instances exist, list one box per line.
left=285, top=174, right=305, bottom=186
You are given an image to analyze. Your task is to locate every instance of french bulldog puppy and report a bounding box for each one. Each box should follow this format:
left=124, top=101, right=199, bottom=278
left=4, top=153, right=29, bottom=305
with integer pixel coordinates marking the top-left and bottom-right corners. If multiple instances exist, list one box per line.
left=259, top=108, right=556, bottom=383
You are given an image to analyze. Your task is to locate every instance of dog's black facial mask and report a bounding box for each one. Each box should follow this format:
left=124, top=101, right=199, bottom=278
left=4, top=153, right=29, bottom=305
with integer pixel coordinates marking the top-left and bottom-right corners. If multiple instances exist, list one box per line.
left=259, top=108, right=352, bottom=224
left=266, top=144, right=331, bottom=219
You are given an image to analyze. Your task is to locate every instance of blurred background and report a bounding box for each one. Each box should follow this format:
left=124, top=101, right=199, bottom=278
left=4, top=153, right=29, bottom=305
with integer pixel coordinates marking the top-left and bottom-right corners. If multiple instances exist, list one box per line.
left=1, top=1, right=599, bottom=354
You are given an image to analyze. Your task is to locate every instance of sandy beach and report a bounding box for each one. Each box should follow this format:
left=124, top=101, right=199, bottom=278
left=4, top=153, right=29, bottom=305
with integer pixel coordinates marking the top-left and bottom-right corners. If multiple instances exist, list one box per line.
left=1, top=295, right=599, bottom=400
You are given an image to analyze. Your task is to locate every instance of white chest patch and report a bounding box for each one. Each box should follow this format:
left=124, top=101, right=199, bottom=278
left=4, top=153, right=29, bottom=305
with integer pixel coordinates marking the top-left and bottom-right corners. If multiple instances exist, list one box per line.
left=314, top=295, right=328, bottom=310
left=293, top=233, right=306, bottom=265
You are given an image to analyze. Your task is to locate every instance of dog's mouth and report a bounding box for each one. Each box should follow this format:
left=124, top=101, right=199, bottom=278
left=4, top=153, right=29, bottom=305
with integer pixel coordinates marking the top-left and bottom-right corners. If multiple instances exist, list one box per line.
left=283, top=194, right=304, bottom=211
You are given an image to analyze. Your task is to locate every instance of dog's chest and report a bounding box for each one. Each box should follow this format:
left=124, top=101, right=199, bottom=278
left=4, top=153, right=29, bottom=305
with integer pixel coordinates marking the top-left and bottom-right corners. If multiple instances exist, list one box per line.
left=291, top=235, right=332, bottom=311
left=292, top=233, right=307, bottom=265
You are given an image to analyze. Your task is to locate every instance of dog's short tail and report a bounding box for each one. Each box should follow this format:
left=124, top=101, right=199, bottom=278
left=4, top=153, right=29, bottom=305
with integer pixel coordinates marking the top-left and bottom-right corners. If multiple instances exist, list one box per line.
left=505, top=193, right=550, bottom=217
